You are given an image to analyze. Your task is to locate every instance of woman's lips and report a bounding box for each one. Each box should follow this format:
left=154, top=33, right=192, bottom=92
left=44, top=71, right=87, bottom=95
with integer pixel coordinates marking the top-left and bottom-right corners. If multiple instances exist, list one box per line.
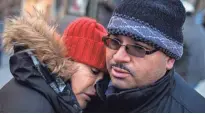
left=83, top=92, right=96, bottom=102
left=111, top=66, right=130, bottom=78
left=82, top=93, right=91, bottom=102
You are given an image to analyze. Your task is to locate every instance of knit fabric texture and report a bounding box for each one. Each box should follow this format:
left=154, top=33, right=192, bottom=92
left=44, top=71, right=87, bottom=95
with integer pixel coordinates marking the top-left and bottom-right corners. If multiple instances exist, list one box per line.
left=62, top=17, right=107, bottom=70
left=107, top=0, right=186, bottom=59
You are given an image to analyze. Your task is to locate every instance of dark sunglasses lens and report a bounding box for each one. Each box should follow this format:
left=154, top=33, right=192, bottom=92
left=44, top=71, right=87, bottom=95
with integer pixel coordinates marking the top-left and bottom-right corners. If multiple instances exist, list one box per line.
left=104, top=38, right=121, bottom=50
left=126, top=45, right=146, bottom=57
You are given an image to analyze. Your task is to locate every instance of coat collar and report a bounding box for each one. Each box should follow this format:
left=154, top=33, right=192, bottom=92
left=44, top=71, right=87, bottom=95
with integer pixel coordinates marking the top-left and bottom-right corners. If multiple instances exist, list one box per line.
left=103, top=69, right=175, bottom=112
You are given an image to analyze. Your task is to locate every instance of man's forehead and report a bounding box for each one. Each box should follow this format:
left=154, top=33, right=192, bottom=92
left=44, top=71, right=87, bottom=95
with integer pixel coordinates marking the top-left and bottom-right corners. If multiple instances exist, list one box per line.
left=110, top=34, right=153, bottom=49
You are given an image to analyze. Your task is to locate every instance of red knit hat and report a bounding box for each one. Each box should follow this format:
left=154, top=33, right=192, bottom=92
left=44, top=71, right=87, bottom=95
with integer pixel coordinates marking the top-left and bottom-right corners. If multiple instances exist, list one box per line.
left=62, top=17, right=107, bottom=70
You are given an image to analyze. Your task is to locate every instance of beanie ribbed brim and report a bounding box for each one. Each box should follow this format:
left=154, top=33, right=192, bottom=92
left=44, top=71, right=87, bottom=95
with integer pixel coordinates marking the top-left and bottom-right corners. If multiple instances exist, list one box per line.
left=107, top=13, right=183, bottom=60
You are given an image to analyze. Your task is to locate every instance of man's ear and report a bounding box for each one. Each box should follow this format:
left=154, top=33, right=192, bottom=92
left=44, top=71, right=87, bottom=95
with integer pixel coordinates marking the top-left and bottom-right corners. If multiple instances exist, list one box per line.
left=166, top=57, right=175, bottom=70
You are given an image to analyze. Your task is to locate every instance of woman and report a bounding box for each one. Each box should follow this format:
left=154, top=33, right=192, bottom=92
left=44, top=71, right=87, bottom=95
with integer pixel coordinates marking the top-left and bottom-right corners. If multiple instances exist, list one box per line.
left=0, top=11, right=107, bottom=112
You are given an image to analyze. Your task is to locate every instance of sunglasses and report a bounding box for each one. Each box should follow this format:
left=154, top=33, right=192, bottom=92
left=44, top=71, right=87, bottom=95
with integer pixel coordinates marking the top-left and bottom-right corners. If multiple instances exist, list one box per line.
left=102, top=36, right=158, bottom=57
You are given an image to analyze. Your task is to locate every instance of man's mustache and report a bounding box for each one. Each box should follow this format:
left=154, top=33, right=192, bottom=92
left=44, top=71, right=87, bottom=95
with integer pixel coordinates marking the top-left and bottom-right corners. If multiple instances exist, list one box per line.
left=111, top=63, right=134, bottom=76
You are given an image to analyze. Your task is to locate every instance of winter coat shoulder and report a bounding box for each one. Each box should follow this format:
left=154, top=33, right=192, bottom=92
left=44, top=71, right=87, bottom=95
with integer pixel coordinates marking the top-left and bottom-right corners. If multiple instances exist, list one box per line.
left=0, top=78, right=54, bottom=113
left=92, top=69, right=205, bottom=113
left=0, top=50, right=81, bottom=113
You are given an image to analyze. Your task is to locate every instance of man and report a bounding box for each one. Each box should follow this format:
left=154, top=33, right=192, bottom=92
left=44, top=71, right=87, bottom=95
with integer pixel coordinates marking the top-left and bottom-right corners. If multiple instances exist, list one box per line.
left=95, top=0, right=205, bottom=113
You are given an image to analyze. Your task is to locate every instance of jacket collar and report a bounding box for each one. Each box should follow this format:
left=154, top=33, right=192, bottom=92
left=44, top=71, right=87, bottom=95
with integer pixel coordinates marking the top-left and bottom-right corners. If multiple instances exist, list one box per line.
left=103, top=69, right=175, bottom=112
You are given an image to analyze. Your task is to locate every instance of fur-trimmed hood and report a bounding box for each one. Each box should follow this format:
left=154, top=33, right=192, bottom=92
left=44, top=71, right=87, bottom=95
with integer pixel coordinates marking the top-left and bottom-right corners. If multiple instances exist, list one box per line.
left=3, top=11, right=74, bottom=78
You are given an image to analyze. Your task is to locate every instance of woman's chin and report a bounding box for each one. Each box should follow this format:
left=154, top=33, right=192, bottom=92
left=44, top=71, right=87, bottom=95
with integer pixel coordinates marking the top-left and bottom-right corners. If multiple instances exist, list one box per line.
left=79, top=101, right=87, bottom=109
left=76, top=96, right=87, bottom=109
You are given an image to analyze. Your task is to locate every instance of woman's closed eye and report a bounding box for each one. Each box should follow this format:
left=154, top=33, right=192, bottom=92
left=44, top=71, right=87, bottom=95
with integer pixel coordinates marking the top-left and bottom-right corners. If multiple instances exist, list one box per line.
left=91, top=68, right=101, bottom=75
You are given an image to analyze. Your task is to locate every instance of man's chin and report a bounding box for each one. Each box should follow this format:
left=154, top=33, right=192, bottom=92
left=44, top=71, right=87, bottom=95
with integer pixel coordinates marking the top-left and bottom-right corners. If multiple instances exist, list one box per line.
left=111, top=77, right=130, bottom=89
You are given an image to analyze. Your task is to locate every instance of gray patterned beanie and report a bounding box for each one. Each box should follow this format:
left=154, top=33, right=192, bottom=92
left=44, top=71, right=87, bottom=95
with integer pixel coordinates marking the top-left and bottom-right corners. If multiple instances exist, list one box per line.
left=107, top=0, right=186, bottom=60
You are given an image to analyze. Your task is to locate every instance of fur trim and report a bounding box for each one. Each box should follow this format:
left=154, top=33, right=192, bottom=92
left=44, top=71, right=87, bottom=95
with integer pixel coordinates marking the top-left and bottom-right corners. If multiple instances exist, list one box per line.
left=3, top=11, right=75, bottom=78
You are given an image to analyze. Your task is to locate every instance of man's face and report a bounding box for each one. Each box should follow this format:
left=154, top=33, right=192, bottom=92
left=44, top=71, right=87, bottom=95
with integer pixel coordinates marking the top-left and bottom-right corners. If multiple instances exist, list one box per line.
left=105, top=35, right=175, bottom=89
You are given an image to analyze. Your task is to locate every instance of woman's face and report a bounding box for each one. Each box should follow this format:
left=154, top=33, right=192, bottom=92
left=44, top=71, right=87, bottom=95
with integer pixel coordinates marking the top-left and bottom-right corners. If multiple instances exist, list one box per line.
left=70, top=63, right=104, bottom=109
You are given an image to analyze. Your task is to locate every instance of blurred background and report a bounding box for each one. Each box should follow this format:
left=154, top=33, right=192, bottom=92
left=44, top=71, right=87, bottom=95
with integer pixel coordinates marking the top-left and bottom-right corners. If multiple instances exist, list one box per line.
left=0, top=0, right=205, bottom=97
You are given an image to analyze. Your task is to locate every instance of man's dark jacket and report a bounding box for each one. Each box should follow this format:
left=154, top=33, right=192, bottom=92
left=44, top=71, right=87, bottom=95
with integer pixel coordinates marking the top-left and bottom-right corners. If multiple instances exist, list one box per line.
left=87, top=69, right=205, bottom=113
left=0, top=50, right=81, bottom=113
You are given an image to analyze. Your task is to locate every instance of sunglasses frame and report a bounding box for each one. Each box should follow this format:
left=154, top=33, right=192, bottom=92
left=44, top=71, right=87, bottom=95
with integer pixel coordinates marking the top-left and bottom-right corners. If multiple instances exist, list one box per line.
left=102, top=36, right=158, bottom=57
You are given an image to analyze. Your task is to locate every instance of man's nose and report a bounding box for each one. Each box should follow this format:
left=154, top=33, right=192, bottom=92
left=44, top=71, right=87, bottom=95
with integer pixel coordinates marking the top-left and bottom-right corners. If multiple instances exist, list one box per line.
left=113, top=46, right=131, bottom=63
